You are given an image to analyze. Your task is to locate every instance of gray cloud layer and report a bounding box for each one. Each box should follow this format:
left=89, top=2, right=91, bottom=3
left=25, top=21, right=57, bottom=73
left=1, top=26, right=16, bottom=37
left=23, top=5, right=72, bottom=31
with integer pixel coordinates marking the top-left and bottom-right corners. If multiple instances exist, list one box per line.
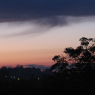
left=0, top=0, right=95, bottom=37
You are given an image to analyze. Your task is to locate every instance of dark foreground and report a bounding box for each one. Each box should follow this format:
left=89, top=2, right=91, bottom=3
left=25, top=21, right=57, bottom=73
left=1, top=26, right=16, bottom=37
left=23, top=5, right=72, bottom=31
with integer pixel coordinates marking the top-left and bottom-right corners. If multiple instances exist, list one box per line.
left=0, top=87, right=95, bottom=95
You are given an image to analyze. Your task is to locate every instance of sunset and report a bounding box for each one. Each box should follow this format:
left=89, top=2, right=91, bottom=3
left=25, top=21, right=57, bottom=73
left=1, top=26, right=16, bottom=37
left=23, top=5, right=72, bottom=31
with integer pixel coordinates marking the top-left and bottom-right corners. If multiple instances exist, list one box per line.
left=0, top=0, right=95, bottom=94
left=0, top=15, right=95, bottom=67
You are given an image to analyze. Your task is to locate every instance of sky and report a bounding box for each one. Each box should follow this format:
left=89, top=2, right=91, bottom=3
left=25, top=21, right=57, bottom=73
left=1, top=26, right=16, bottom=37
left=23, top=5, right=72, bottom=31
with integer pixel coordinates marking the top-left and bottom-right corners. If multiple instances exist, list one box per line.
left=0, top=0, right=95, bottom=68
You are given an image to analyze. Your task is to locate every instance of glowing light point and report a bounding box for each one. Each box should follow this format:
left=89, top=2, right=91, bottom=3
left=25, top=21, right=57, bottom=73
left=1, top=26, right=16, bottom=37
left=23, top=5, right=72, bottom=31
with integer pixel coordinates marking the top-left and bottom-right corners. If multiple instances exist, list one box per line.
left=38, top=78, right=39, bottom=80
left=18, top=78, right=20, bottom=81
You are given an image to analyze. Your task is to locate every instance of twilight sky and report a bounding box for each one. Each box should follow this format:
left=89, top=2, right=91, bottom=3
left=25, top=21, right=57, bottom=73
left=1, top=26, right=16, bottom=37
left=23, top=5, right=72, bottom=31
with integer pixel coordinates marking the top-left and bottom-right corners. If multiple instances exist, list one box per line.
left=0, top=0, right=95, bottom=68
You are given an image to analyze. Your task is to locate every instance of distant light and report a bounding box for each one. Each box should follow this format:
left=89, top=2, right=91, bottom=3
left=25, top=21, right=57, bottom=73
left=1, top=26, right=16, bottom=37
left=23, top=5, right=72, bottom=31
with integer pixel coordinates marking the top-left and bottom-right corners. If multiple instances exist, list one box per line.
left=11, top=76, right=12, bottom=78
left=67, top=78, right=68, bottom=79
left=18, top=78, right=20, bottom=81
left=38, top=78, right=39, bottom=80
left=14, top=76, right=15, bottom=78
left=5, top=76, right=7, bottom=77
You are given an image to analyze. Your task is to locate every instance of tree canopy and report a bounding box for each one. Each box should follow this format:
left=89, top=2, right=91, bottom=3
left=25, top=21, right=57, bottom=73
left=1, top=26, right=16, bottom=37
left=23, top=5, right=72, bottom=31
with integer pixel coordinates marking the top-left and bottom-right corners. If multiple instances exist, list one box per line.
left=50, top=37, right=95, bottom=72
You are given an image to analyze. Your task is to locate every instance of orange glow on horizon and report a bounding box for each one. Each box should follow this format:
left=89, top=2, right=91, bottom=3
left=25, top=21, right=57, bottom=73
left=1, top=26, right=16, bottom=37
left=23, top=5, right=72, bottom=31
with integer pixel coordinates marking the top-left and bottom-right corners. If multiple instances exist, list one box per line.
left=0, top=48, right=66, bottom=67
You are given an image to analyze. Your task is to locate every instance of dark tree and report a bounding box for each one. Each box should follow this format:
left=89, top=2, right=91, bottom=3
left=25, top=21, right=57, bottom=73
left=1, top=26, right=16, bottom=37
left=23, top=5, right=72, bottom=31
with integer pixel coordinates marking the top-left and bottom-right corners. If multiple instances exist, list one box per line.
left=50, top=37, right=95, bottom=77
left=50, top=55, right=68, bottom=73
left=64, top=37, right=95, bottom=65
left=41, top=37, right=95, bottom=89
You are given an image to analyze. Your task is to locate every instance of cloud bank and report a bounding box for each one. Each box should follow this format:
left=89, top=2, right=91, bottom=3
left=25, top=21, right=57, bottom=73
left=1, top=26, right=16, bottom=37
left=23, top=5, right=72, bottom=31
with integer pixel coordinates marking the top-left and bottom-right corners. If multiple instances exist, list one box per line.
left=0, top=0, right=95, bottom=37
left=1, top=16, right=95, bottom=37
left=0, top=0, right=95, bottom=19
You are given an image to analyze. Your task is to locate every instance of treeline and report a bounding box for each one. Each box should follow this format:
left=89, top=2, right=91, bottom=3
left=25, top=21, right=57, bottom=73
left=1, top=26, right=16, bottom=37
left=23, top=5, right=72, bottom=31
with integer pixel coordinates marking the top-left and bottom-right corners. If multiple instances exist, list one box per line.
left=0, top=63, right=94, bottom=94
left=0, top=37, right=95, bottom=94
left=0, top=65, right=53, bottom=89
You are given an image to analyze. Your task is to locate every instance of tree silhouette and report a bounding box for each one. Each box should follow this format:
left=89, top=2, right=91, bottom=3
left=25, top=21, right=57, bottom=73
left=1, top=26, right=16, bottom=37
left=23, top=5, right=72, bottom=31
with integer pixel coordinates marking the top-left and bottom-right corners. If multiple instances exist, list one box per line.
left=50, top=55, right=68, bottom=73
left=64, top=37, right=95, bottom=65
left=49, top=37, right=95, bottom=88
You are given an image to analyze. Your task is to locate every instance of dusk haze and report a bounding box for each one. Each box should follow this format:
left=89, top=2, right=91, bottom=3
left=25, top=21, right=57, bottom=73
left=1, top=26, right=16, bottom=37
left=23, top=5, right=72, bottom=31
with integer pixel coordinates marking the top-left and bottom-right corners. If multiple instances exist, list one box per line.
left=0, top=0, right=95, bottom=94
left=0, top=0, right=95, bottom=68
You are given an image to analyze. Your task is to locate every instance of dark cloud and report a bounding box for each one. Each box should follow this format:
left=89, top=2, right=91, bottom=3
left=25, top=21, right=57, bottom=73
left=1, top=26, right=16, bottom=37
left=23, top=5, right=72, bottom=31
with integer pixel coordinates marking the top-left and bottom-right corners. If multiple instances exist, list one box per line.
left=0, top=0, right=95, bottom=21
left=0, top=0, right=95, bottom=37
